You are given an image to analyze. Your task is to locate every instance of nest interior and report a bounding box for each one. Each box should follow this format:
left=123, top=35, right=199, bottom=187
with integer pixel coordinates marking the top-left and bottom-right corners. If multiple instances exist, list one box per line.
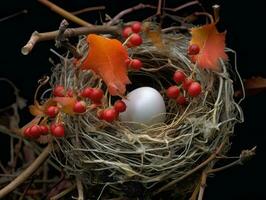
left=49, top=30, right=243, bottom=198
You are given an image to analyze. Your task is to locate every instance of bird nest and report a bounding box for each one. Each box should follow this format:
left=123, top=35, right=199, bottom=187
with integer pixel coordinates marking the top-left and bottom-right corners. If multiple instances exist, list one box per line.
left=49, top=31, right=243, bottom=198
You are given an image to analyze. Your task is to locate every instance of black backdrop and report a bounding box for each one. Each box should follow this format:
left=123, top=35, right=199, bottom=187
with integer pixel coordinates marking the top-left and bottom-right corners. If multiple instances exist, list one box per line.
left=1, top=0, right=266, bottom=199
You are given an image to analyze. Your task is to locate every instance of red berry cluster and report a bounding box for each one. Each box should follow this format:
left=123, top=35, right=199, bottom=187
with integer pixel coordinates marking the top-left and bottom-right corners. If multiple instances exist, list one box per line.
left=122, top=22, right=143, bottom=47
left=166, top=70, right=202, bottom=105
left=98, top=100, right=127, bottom=123
left=24, top=123, right=65, bottom=138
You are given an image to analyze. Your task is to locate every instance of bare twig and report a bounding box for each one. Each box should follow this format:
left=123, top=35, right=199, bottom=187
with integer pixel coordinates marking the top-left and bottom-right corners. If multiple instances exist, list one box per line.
left=71, top=6, right=106, bottom=15
left=0, top=9, right=27, bottom=23
left=191, top=147, right=256, bottom=200
left=38, top=0, right=92, bottom=27
left=212, top=4, right=220, bottom=22
left=50, top=184, right=76, bottom=200
left=76, top=177, right=84, bottom=200
left=55, top=20, right=82, bottom=58
left=194, top=12, right=214, bottom=23
left=0, top=143, right=52, bottom=198
left=197, top=170, right=207, bottom=200
left=209, top=146, right=256, bottom=174
left=163, top=1, right=200, bottom=12
left=19, top=177, right=35, bottom=200
left=154, top=141, right=226, bottom=195
left=107, top=3, right=157, bottom=25
left=21, top=25, right=119, bottom=55
left=156, top=0, right=162, bottom=16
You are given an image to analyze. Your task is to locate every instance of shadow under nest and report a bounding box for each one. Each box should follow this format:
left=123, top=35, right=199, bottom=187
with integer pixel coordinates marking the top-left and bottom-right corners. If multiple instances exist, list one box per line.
left=48, top=31, right=243, bottom=199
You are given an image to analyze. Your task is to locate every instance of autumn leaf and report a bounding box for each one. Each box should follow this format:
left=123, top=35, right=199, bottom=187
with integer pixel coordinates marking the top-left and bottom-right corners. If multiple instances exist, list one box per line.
left=53, top=97, right=76, bottom=114
left=29, top=97, right=75, bottom=116
left=190, top=23, right=228, bottom=71
left=80, top=34, right=131, bottom=96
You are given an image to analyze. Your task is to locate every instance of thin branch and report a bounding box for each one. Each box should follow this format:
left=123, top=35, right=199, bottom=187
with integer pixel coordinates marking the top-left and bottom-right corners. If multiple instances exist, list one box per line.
left=76, top=177, right=84, bottom=200
left=21, top=25, right=119, bottom=55
left=156, top=0, right=162, bottom=16
left=50, top=184, right=76, bottom=200
left=209, top=146, right=256, bottom=174
left=107, top=3, right=157, bottom=26
left=71, top=6, right=106, bottom=15
left=0, top=143, right=52, bottom=199
left=194, top=12, right=214, bottom=23
left=197, top=170, right=207, bottom=200
left=212, top=4, right=220, bottom=22
left=154, top=141, right=225, bottom=195
left=55, top=20, right=82, bottom=58
left=163, top=1, right=200, bottom=12
left=0, top=9, right=27, bottom=23
left=38, top=0, right=92, bottom=27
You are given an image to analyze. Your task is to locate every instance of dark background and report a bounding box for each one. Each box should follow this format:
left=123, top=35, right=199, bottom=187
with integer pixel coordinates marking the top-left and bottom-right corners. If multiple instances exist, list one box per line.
left=0, top=0, right=266, bottom=199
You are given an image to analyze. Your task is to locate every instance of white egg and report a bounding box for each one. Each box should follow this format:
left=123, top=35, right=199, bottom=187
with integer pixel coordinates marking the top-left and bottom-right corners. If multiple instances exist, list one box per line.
left=119, top=87, right=166, bottom=126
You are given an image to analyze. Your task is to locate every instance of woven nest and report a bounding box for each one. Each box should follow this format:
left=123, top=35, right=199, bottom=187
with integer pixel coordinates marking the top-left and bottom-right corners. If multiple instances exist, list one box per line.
left=49, top=30, right=243, bottom=198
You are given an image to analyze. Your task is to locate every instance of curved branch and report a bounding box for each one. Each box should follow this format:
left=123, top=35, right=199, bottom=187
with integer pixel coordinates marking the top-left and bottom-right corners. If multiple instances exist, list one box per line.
left=21, top=25, right=119, bottom=55
left=0, top=143, right=52, bottom=198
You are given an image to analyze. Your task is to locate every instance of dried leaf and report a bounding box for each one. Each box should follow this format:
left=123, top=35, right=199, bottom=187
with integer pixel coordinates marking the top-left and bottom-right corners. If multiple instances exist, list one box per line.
left=190, top=23, right=228, bottom=71
left=53, top=97, right=76, bottom=114
left=80, top=34, right=131, bottom=96
left=29, top=99, right=56, bottom=116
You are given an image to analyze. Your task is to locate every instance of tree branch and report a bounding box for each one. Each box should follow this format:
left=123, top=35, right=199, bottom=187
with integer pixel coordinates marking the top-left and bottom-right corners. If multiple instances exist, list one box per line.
left=154, top=141, right=226, bottom=195
left=0, top=143, right=52, bottom=198
left=21, top=25, right=119, bottom=55
left=38, top=0, right=92, bottom=27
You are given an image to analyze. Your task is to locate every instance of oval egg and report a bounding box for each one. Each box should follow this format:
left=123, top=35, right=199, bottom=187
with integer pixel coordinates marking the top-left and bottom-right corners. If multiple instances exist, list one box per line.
left=119, top=87, right=166, bottom=126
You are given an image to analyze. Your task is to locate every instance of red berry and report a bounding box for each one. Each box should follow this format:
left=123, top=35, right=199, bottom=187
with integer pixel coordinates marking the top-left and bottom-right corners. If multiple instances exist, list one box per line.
left=29, top=125, right=42, bottom=138
left=53, top=85, right=65, bottom=97
left=129, top=33, right=142, bottom=46
left=122, top=26, right=132, bottom=38
left=173, top=70, right=186, bottom=84
left=130, top=59, right=143, bottom=70
left=23, top=127, right=31, bottom=137
left=125, top=58, right=131, bottom=66
left=80, top=87, right=93, bottom=98
left=45, top=106, right=59, bottom=118
left=50, top=123, right=65, bottom=137
left=114, top=100, right=127, bottom=112
left=188, top=82, right=202, bottom=97
left=176, top=96, right=187, bottom=105
left=131, top=22, right=142, bottom=33
left=90, top=88, right=104, bottom=102
left=39, top=125, right=49, bottom=134
left=188, top=44, right=200, bottom=55
left=103, top=108, right=118, bottom=122
left=166, top=86, right=180, bottom=99
left=73, top=101, right=87, bottom=113
left=182, top=78, right=194, bottom=90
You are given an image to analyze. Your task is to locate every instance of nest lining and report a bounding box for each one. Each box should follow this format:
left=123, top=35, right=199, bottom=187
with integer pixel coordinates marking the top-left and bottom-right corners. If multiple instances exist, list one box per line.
left=49, top=32, right=243, bottom=191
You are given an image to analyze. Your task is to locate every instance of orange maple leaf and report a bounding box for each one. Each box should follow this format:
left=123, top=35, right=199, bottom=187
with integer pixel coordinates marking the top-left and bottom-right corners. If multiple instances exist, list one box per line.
left=190, top=23, right=228, bottom=71
left=80, top=34, right=131, bottom=96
